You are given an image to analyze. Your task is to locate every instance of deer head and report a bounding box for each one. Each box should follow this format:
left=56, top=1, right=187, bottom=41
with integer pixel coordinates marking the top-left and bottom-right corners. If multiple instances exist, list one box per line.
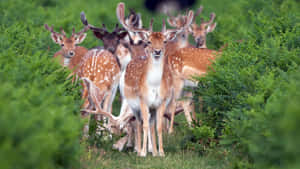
left=45, top=24, right=88, bottom=58
left=80, top=12, right=128, bottom=54
left=189, top=6, right=216, bottom=48
left=166, top=10, right=191, bottom=45
left=117, top=3, right=194, bottom=61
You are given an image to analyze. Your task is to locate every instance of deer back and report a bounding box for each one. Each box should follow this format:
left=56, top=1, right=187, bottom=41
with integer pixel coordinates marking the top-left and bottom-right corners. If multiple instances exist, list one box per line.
left=169, top=48, right=219, bottom=79
left=78, top=49, right=120, bottom=91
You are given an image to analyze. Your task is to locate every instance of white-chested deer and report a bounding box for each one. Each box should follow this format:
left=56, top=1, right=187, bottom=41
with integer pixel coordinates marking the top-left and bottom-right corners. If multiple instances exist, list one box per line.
left=44, top=24, right=89, bottom=73
left=116, top=2, right=194, bottom=157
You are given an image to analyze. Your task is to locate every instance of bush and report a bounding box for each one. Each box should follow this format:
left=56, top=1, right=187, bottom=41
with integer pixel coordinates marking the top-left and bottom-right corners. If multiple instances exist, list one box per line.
left=0, top=1, right=83, bottom=168
left=189, top=0, right=300, bottom=167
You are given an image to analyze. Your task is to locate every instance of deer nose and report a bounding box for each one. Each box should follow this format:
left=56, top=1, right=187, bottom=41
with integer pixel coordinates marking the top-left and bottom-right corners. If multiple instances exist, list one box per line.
left=69, top=51, right=75, bottom=57
left=154, top=50, right=161, bottom=55
left=196, top=38, right=205, bottom=48
left=107, top=47, right=115, bottom=53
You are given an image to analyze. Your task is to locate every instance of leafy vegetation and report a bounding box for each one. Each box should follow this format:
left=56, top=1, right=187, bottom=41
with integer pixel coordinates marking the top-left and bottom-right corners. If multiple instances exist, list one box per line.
left=0, top=0, right=299, bottom=168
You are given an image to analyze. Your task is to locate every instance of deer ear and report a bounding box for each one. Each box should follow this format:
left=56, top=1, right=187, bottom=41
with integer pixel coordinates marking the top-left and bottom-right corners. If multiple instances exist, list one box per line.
left=207, top=23, right=216, bottom=33
left=137, top=32, right=149, bottom=42
left=165, top=31, right=178, bottom=41
left=167, top=18, right=177, bottom=27
left=74, top=33, right=87, bottom=44
left=119, top=31, right=128, bottom=39
left=93, top=31, right=105, bottom=39
left=51, top=33, right=63, bottom=45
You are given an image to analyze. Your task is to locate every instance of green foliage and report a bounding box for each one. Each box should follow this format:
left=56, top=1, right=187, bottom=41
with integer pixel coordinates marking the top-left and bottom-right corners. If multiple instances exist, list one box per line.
left=190, top=0, right=300, bottom=168
left=0, top=0, right=84, bottom=168
left=1, top=0, right=300, bottom=168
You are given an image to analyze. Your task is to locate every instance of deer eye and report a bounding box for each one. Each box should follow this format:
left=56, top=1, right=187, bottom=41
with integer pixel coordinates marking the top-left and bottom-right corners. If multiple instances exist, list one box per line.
left=147, top=41, right=151, bottom=45
left=163, top=41, right=167, bottom=44
left=61, top=44, right=64, bottom=47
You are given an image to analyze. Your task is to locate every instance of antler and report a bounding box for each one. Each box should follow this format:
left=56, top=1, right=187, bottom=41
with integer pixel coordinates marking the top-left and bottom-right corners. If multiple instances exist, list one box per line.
left=60, top=27, right=66, bottom=36
left=149, top=18, right=154, bottom=32
left=165, top=10, right=194, bottom=34
left=113, top=23, right=125, bottom=33
left=73, top=26, right=89, bottom=36
left=127, top=11, right=140, bottom=28
left=116, top=2, right=149, bottom=34
left=161, top=19, right=166, bottom=33
left=81, top=77, right=135, bottom=128
left=44, top=24, right=63, bottom=36
left=80, top=11, right=108, bottom=33
left=201, top=12, right=216, bottom=26
left=193, top=5, right=203, bottom=23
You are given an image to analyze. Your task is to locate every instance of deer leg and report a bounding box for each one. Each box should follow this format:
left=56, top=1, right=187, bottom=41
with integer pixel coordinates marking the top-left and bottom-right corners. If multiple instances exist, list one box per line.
left=82, top=114, right=91, bottom=140
left=148, top=126, right=153, bottom=153
left=169, top=79, right=184, bottom=133
left=157, top=102, right=166, bottom=156
left=183, top=91, right=196, bottom=127
left=126, top=122, right=134, bottom=148
left=81, top=82, right=89, bottom=109
left=136, top=119, right=142, bottom=154
left=139, top=101, right=149, bottom=157
left=168, top=98, right=177, bottom=134
left=150, top=115, right=158, bottom=156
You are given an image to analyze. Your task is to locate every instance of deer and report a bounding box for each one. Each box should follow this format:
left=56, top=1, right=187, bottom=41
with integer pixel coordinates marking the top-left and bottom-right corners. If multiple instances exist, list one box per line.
left=44, top=24, right=89, bottom=76
left=189, top=6, right=217, bottom=48
left=81, top=77, right=137, bottom=151
left=80, top=12, right=128, bottom=55
left=116, top=2, right=194, bottom=157
left=78, top=49, right=121, bottom=138
left=164, top=6, right=217, bottom=133
left=167, top=46, right=220, bottom=134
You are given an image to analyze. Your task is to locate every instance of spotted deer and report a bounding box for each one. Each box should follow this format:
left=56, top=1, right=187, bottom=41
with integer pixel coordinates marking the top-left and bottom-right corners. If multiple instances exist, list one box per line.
left=164, top=9, right=198, bottom=131
left=189, top=6, right=217, bottom=48
left=165, top=6, right=217, bottom=133
left=116, top=2, right=194, bottom=157
left=167, top=46, right=220, bottom=133
left=81, top=77, right=137, bottom=150
left=78, top=49, right=121, bottom=137
left=44, top=24, right=89, bottom=73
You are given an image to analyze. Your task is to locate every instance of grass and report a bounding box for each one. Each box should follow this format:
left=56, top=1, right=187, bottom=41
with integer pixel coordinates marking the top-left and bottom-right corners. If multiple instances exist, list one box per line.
left=81, top=110, right=234, bottom=169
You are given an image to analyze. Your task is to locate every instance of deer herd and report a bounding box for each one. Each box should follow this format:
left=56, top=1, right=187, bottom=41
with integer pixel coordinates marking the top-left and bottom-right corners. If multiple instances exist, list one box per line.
left=45, top=2, right=219, bottom=157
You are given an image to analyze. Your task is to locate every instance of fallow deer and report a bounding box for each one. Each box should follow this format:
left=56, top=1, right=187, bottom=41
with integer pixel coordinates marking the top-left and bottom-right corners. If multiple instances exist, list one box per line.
left=165, top=9, right=197, bottom=131
left=166, top=6, right=217, bottom=133
left=44, top=24, right=89, bottom=73
left=116, top=2, right=194, bottom=157
left=167, top=47, right=220, bottom=133
left=80, top=12, right=128, bottom=55
left=78, top=49, right=121, bottom=137
left=189, top=6, right=217, bottom=48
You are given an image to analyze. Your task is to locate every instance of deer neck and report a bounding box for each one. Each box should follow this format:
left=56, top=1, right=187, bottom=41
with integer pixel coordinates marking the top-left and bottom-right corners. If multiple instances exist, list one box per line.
left=146, top=54, right=165, bottom=87
left=63, top=57, right=71, bottom=67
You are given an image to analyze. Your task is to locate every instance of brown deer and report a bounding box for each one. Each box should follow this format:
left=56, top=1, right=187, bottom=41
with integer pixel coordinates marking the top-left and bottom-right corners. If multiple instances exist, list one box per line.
left=78, top=49, right=121, bottom=137
left=165, top=6, right=217, bottom=133
left=189, top=6, right=217, bottom=48
left=167, top=46, right=220, bottom=133
left=116, top=2, right=194, bottom=157
left=44, top=24, right=89, bottom=73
